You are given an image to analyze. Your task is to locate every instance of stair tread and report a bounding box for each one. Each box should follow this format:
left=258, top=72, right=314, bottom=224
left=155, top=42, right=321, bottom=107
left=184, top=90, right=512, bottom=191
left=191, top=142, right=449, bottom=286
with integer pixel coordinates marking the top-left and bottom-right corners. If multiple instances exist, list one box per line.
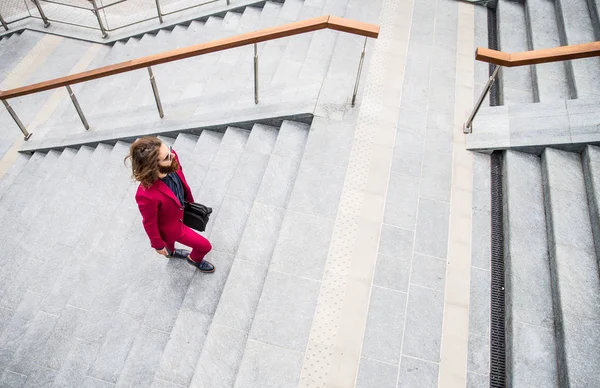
left=504, top=150, right=559, bottom=386
left=542, top=147, right=600, bottom=387
left=556, top=0, right=600, bottom=99
left=525, top=0, right=570, bottom=101
left=497, top=0, right=534, bottom=105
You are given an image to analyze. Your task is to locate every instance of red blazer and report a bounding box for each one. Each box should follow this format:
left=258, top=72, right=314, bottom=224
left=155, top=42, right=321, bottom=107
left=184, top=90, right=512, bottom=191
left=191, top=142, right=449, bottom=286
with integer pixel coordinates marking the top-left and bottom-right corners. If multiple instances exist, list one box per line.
left=135, top=150, right=195, bottom=249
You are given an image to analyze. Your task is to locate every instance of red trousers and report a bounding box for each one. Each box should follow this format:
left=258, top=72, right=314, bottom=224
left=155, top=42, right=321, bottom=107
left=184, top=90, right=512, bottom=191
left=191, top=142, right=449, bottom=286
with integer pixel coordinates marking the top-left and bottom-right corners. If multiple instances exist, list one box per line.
left=166, top=225, right=212, bottom=262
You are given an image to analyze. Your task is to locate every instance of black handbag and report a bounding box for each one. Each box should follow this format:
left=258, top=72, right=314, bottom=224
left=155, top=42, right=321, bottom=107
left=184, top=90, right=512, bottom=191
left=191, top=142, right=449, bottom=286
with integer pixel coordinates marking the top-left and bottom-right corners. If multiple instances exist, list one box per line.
left=183, top=202, right=212, bottom=232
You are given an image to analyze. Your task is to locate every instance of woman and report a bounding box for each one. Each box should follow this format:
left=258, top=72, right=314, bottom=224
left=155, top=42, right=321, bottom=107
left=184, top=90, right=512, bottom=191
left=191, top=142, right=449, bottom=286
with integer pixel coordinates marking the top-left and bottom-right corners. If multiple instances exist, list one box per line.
left=125, top=137, right=214, bottom=273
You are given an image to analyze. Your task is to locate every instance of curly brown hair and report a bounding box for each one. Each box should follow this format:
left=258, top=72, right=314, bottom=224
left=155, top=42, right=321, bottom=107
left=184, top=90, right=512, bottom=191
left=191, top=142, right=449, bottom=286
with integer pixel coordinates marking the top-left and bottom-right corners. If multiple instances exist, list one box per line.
left=124, top=137, right=163, bottom=188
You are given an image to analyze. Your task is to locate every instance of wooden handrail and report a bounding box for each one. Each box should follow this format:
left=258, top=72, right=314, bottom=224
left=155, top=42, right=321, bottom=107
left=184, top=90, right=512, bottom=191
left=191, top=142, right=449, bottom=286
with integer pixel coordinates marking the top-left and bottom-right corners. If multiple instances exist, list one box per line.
left=476, top=41, right=600, bottom=67
left=0, top=16, right=379, bottom=100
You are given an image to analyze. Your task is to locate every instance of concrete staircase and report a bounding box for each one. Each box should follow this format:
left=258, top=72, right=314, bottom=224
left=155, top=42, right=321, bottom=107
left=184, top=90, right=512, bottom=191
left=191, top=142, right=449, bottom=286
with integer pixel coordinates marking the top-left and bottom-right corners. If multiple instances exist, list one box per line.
left=20, top=0, right=336, bottom=148
left=0, top=0, right=371, bottom=385
left=0, top=0, right=353, bottom=157
left=503, top=146, right=600, bottom=387
left=496, top=0, right=600, bottom=104
left=0, top=117, right=328, bottom=386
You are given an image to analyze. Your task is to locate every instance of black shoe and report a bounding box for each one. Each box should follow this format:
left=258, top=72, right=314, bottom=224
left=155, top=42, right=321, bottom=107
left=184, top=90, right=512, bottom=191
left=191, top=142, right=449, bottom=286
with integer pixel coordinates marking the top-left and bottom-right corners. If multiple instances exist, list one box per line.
left=169, top=249, right=191, bottom=259
left=187, top=258, right=215, bottom=273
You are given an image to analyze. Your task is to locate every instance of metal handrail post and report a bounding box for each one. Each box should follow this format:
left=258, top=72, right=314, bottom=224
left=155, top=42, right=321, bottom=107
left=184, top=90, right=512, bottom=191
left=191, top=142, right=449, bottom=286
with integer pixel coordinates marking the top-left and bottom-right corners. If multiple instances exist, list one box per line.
left=66, top=85, right=89, bottom=130
left=0, top=12, right=9, bottom=31
left=351, top=37, right=367, bottom=107
left=463, top=65, right=500, bottom=134
left=31, top=0, right=50, bottom=27
left=148, top=67, right=164, bottom=118
left=154, top=0, right=164, bottom=23
left=90, top=0, right=108, bottom=38
left=2, top=100, right=32, bottom=140
left=254, top=43, right=259, bottom=104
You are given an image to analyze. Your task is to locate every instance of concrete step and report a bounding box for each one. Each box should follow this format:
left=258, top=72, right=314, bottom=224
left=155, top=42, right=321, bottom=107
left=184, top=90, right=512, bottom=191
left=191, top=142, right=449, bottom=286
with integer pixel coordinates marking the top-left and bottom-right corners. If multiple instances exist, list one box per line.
left=195, top=2, right=283, bottom=96
left=198, top=120, right=308, bottom=387
left=497, top=0, right=534, bottom=105
left=9, top=37, right=93, bottom=127
left=541, top=147, right=600, bottom=387
left=524, top=0, right=570, bottom=101
left=0, top=153, right=30, bottom=201
left=589, top=0, right=600, bottom=39
left=0, top=31, right=43, bottom=85
left=195, top=126, right=250, bottom=236
left=583, top=145, right=600, bottom=266
left=80, top=38, right=140, bottom=113
left=152, top=129, right=226, bottom=387
left=270, top=3, right=323, bottom=86
left=189, top=123, right=278, bottom=387
left=200, top=8, right=262, bottom=94
left=503, top=150, right=559, bottom=387
left=85, top=37, right=142, bottom=113
left=556, top=0, right=600, bottom=99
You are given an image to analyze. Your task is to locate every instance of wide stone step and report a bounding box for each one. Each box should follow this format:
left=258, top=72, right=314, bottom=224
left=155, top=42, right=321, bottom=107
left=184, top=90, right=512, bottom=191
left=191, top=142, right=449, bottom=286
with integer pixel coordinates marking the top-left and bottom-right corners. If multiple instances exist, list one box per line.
left=542, top=147, right=600, bottom=387
left=556, top=0, right=600, bottom=99
left=497, top=0, right=534, bottom=105
left=583, top=145, right=600, bottom=267
left=524, top=0, right=570, bottom=101
left=189, top=123, right=279, bottom=387
left=503, top=150, right=559, bottom=387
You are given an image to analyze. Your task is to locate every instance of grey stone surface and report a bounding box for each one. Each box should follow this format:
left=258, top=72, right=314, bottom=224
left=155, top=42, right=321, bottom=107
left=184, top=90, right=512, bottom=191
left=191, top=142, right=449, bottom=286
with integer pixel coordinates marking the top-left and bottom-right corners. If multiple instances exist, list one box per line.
left=497, top=0, right=534, bottom=105
left=234, top=340, right=303, bottom=388
left=467, top=331, right=489, bottom=377
left=504, top=151, right=555, bottom=328
left=410, top=254, right=446, bottom=292
left=23, top=367, right=58, bottom=388
left=81, top=377, right=116, bottom=388
left=255, top=155, right=302, bottom=208
left=467, top=372, right=488, bottom=388
left=356, top=357, right=397, bottom=388
left=38, top=306, right=87, bottom=371
left=154, top=311, right=211, bottom=387
left=287, top=156, right=347, bottom=219
left=383, top=172, right=420, bottom=230
left=361, top=286, right=407, bottom=364
left=191, top=324, right=248, bottom=388
left=0, top=292, right=44, bottom=361
left=88, top=313, right=142, bottom=383
left=209, top=196, right=254, bottom=254
left=378, top=224, right=414, bottom=259
left=397, top=356, right=439, bottom=388
left=414, top=198, right=450, bottom=259
left=373, top=254, right=410, bottom=293
left=115, top=327, right=170, bottom=388
left=196, top=127, right=249, bottom=212
left=142, top=263, right=195, bottom=333
left=52, top=339, right=100, bottom=388
left=213, top=259, right=268, bottom=332
left=236, top=203, right=285, bottom=267
left=249, top=270, right=320, bottom=352
left=471, top=209, right=490, bottom=270
left=270, top=211, right=335, bottom=280
left=509, top=320, right=558, bottom=387
left=542, top=148, right=600, bottom=386
left=469, top=266, right=490, bottom=337
left=0, top=370, right=26, bottom=387
left=525, top=0, right=569, bottom=101
left=5, top=311, right=58, bottom=375
left=402, top=285, right=444, bottom=362
left=556, top=0, right=600, bottom=100
left=583, top=145, right=600, bottom=263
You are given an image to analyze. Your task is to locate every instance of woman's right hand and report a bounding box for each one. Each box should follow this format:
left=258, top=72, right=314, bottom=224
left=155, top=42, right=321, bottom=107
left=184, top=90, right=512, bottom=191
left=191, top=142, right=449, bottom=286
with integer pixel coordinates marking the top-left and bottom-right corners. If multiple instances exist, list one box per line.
left=156, top=247, right=169, bottom=256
